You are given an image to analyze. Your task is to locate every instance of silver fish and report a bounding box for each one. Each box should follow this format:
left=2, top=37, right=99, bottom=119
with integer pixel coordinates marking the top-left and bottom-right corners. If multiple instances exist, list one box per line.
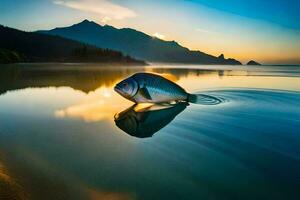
left=114, top=72, right=195, bottom=103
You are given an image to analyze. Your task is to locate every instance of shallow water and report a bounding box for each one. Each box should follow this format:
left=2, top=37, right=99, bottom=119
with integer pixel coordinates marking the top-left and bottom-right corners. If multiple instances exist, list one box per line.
left=0, top=64, right=299, bottom=200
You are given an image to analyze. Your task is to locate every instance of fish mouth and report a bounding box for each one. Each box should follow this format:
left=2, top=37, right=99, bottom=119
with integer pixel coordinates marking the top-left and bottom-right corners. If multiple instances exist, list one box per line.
left=114, top=85, right=128, bottom=98
left=114, top=85, right=122, bottom=94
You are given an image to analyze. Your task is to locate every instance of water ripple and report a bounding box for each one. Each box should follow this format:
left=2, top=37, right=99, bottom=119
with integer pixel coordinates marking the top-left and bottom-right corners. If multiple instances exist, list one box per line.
left=191, top=93, right=226, bottom=105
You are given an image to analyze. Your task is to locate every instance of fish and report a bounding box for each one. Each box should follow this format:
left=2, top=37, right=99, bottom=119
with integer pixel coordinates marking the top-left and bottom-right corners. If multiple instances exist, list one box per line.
left=114, top=103, right=188, bottom=138
left=114, top=72, right=196, bottom=103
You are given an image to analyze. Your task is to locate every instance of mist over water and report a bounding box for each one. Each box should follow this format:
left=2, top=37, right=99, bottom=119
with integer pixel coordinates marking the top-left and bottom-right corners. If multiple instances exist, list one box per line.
left=0, top=64, right=299, bottom=200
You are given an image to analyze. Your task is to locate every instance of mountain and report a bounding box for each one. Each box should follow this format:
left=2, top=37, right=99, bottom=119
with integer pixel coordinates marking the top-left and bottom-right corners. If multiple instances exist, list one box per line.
left=38, top=20, right=242, bottom=65
left=247, top=60, right=261, bottom=65
left=0, top=25, right=145, bottom=65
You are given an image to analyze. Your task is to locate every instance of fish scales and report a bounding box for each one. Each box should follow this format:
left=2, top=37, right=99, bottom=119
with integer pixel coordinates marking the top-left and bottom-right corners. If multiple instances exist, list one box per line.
left=133, top=73, right=187, bottom=102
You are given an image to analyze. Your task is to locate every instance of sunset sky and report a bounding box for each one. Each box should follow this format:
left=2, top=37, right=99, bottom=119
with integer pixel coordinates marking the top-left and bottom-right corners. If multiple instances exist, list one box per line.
left=1, top=0, right=299, bottom=64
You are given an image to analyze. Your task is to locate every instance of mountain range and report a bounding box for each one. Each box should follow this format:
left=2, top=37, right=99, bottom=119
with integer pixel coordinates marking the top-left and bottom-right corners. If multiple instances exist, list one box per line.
left=38, top=20, right=242, bottom=65
left=0, top=25, right=144, bottom=64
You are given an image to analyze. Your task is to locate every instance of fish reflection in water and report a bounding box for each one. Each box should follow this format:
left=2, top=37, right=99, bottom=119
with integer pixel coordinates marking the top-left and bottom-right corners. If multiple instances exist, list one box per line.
left=114, top=103, right=188, bottom=138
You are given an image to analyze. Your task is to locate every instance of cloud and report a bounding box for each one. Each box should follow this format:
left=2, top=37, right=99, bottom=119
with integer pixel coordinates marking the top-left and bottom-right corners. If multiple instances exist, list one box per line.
left=53, top=0, right=137, bottom=21
left=195, top=28, right=218, bottom=35
left=101, top=16, right=112, bottom=23
left=153, top=32, right=165, bottom=40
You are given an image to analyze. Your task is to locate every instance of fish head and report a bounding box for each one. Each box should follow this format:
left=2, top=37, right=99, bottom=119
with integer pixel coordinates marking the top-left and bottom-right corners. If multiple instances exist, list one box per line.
left=114, top=77, right=138, bottom=100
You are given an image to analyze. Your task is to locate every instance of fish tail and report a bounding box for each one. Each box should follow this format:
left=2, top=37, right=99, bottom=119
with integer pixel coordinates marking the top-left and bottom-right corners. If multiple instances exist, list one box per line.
left=187, top=93, right=223, bottom=105
left=187, top=93, right=198, bottom=103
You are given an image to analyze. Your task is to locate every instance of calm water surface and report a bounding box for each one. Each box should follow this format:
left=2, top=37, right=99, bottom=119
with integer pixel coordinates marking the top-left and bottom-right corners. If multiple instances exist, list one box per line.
left=0, top=64, right=299, bottom=200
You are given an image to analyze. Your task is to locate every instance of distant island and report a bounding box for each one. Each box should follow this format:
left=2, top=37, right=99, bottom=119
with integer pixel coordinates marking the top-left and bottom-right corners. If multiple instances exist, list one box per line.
left=247, top=60, right=261, bottom=65
left=38, top=20, right=242, bottom=65
left=0, top=25, right=145, bottom=65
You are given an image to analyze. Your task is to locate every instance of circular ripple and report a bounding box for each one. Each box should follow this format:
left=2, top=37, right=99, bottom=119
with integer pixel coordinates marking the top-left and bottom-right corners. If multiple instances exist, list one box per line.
left=192, top=94, right=225, bottom=105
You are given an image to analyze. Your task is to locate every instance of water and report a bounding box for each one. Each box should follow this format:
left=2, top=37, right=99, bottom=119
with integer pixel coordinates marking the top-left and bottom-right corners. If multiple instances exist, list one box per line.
left=0, top=64, right=299, bottom=200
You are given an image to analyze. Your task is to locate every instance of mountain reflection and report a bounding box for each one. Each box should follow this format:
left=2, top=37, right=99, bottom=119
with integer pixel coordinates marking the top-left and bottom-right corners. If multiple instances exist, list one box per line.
left=114, top=103, right=188, bottom=138
left=0, top=65, right=226, bottom=95
left=1, top=64, right=299, bottom=97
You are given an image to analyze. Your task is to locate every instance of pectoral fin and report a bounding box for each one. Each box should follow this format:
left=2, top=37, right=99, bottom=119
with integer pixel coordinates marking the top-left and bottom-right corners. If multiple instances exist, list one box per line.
left=139, top=87, right=152, bottom=100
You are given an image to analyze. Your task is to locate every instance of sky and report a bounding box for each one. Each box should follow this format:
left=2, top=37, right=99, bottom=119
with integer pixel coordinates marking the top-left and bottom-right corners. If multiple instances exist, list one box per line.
left=0, top=0, right=299, bottom=64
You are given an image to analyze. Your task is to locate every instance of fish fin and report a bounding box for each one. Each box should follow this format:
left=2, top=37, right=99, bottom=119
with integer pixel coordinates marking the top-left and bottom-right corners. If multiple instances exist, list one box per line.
left=139, top=87, right=152, bottom=100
